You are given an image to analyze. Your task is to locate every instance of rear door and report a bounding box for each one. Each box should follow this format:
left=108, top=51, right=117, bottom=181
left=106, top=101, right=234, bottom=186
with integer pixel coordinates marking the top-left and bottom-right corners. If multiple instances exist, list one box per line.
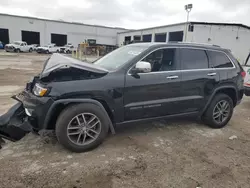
left=179, top=48, right=219, bottom=113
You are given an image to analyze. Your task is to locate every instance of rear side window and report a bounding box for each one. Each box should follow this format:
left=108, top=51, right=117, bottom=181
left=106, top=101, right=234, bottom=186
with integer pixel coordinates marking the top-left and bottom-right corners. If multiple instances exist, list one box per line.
left=207, top=51, right=233, bottom=68
left=180, top=49, right=209, bottom=70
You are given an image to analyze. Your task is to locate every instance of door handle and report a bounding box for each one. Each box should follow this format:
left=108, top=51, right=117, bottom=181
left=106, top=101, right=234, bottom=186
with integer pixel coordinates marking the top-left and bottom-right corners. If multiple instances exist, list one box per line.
left=166, top=75, right=179, bottom=79
left=207, top=72, right=217, bottom=76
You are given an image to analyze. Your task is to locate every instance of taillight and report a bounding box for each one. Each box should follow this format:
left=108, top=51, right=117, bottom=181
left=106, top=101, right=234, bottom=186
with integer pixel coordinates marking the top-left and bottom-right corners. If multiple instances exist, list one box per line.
left=241, top=71, right=246, bottom=78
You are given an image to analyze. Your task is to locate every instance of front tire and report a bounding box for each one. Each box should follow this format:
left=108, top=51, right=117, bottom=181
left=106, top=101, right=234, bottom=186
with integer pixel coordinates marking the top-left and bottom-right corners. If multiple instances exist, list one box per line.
left=56, top=104, right=109, bottom=152
left=203, top=93, right=234, bottom=129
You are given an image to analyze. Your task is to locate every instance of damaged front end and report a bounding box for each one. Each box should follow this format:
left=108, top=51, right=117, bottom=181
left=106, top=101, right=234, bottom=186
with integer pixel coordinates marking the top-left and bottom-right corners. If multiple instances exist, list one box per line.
left=0, top=100, right=31, bottom=143
left=0, top=53, right=109, bottom=147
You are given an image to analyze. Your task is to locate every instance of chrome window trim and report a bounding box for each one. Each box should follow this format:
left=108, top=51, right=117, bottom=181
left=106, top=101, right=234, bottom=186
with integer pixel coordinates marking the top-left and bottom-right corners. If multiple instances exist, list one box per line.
left=127, top=46, right=236, bottom=76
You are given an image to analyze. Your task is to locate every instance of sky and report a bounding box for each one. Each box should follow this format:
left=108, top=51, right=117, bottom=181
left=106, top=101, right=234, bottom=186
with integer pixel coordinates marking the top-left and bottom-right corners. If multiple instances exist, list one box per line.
left=0, top=0, right=249, bottom=29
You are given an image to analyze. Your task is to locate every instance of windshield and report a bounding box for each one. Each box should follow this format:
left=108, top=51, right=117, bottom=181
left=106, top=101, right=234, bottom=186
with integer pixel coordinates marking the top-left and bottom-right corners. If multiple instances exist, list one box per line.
left=14, top=42, right=21, bottom=45
left=93, top=45, right=149, bottom=71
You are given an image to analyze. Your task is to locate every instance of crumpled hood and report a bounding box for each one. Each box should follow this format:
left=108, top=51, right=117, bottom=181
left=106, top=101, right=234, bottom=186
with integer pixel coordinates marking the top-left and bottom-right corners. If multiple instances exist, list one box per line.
left=40, top=53, right=108, bottom=78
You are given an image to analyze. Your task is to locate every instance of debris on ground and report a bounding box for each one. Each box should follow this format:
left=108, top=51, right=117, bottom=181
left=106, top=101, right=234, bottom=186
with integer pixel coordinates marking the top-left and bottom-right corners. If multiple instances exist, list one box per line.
left=229, top=135, right=238, bottom=140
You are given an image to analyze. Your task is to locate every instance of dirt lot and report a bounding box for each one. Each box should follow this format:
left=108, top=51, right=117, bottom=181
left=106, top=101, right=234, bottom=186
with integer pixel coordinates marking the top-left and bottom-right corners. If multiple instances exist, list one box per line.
left=0, top=52, right=250, bottom=188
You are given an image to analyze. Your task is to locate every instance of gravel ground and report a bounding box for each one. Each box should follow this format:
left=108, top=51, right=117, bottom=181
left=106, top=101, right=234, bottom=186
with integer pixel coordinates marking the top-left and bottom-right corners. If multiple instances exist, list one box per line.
left=0, top=52, right=250, bottom=188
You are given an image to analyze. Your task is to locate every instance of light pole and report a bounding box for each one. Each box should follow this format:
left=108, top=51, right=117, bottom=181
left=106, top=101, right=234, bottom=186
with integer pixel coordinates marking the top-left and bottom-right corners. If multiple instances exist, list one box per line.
left=184, top=4, right=193, bottom=42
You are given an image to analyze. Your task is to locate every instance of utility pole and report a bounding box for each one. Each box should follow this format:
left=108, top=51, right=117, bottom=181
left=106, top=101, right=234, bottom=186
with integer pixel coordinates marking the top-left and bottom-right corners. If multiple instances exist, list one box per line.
left=184, top=4, right=193, bottom=42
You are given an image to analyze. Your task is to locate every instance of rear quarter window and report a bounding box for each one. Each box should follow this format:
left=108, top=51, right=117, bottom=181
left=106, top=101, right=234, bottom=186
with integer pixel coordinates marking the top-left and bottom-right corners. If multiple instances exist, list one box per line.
left=207, top=51, right=234, bottom=68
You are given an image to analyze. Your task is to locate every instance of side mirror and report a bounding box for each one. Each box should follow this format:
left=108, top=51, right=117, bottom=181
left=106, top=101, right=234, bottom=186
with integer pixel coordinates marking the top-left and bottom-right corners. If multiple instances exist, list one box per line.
left=131, top=61, right=152, bottom=74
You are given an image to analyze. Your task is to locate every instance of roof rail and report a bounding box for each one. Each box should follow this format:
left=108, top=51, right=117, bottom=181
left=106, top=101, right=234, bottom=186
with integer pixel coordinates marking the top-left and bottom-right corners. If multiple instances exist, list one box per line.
left=176, top=42, right=221, bottom=47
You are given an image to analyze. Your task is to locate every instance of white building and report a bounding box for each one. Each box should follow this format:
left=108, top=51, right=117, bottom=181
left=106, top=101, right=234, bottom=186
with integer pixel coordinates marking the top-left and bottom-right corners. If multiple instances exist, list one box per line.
left=117, top=22, right=250, bottom=64
left=0, top=13, right=126, bottom=47
left=1, top=13, right=250, bottom=64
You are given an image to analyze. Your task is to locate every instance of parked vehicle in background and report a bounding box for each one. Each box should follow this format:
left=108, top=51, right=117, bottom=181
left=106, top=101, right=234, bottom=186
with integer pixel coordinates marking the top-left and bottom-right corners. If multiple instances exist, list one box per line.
left=0, top=42, right=245, bottom=152
left=0, top=41, right=4, bottom=49
left=59, top=43, right=74, bottom=54
left=242, top=52, right=250, bottom=96
left=5, top=41, right=33, bottom=52
left=36, top=44, right=60, bottom=54
left=31, top=44, right=40, bottom=51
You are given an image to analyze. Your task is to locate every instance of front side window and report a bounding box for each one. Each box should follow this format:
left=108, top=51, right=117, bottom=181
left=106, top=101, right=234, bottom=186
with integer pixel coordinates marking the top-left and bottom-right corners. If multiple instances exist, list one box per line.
left=207, top=51, right=233, bottom=68
left=180, top=49, right=209, bottom=70
left=141, top=48, right=177, bottom=72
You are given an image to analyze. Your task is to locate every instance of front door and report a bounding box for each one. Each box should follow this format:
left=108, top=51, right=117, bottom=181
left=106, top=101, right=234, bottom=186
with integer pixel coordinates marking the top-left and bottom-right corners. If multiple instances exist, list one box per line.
left=123, top=48, right=182, bottom=121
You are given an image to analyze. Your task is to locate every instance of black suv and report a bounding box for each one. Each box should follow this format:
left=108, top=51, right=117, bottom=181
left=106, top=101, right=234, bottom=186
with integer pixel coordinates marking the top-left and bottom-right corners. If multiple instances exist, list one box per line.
left=0, top=42, right=245, bottom=152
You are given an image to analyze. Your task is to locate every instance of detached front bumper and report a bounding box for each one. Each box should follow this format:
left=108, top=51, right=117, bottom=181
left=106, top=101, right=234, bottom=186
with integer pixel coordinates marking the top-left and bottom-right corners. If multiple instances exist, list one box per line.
left=0, top=102, right=31, bottom=141
left=15, top=90, right=54, bottom=130
left=0, top=90, right=54, bottom=142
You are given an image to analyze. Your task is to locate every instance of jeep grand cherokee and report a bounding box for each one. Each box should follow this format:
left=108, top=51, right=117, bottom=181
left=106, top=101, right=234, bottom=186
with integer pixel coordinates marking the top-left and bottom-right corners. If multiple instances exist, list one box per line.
left=0, top=42, right=245, bottom=152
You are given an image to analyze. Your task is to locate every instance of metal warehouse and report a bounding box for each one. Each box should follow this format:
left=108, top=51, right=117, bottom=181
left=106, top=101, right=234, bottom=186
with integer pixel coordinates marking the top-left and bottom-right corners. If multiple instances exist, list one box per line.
left=0, top=13, right=126, bottom=47
left=118, top=22, right=250, bottom=64
left=1, top=13, right=250, bottom=64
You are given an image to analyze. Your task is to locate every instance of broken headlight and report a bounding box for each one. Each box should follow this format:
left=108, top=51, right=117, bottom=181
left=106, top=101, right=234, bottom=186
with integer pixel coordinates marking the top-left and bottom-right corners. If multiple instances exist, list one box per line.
left=33, top=83, right=48, bottom=97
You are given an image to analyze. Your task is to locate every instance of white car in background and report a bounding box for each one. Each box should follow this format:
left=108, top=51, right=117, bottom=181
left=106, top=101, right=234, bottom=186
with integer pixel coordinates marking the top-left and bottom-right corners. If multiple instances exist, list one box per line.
left=243, top=53, right=250, bottom=96
left=36, top=44, right=60, bottom=54
left=59, top=44, right=75, bottom=54
left=31, top=44, right=40, bottom=51
left=5, top=41, right=33, bottom=53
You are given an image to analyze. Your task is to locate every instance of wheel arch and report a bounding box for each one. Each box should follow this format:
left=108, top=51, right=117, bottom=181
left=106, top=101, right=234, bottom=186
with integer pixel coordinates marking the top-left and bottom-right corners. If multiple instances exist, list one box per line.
left=201, top=85, right=238, bottom=116
left=44, top=99, right=115, bottom=134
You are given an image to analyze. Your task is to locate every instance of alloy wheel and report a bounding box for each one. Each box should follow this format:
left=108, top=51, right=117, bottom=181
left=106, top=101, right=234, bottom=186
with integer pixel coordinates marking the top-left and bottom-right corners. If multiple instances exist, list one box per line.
left=67, top=113, right=101, bottom=146
left=213, top=100, right=230, bottom=124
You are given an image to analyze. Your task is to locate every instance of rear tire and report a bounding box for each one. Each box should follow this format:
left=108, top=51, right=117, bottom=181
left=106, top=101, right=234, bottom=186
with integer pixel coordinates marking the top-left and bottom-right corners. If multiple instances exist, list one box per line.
left=46, top=50, right=49, bottom=54
left=56, top=103, right=109, bottom=152
left=29, top=48, right=33, bottom=52
left=203, top=93, right=233, bottom=129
